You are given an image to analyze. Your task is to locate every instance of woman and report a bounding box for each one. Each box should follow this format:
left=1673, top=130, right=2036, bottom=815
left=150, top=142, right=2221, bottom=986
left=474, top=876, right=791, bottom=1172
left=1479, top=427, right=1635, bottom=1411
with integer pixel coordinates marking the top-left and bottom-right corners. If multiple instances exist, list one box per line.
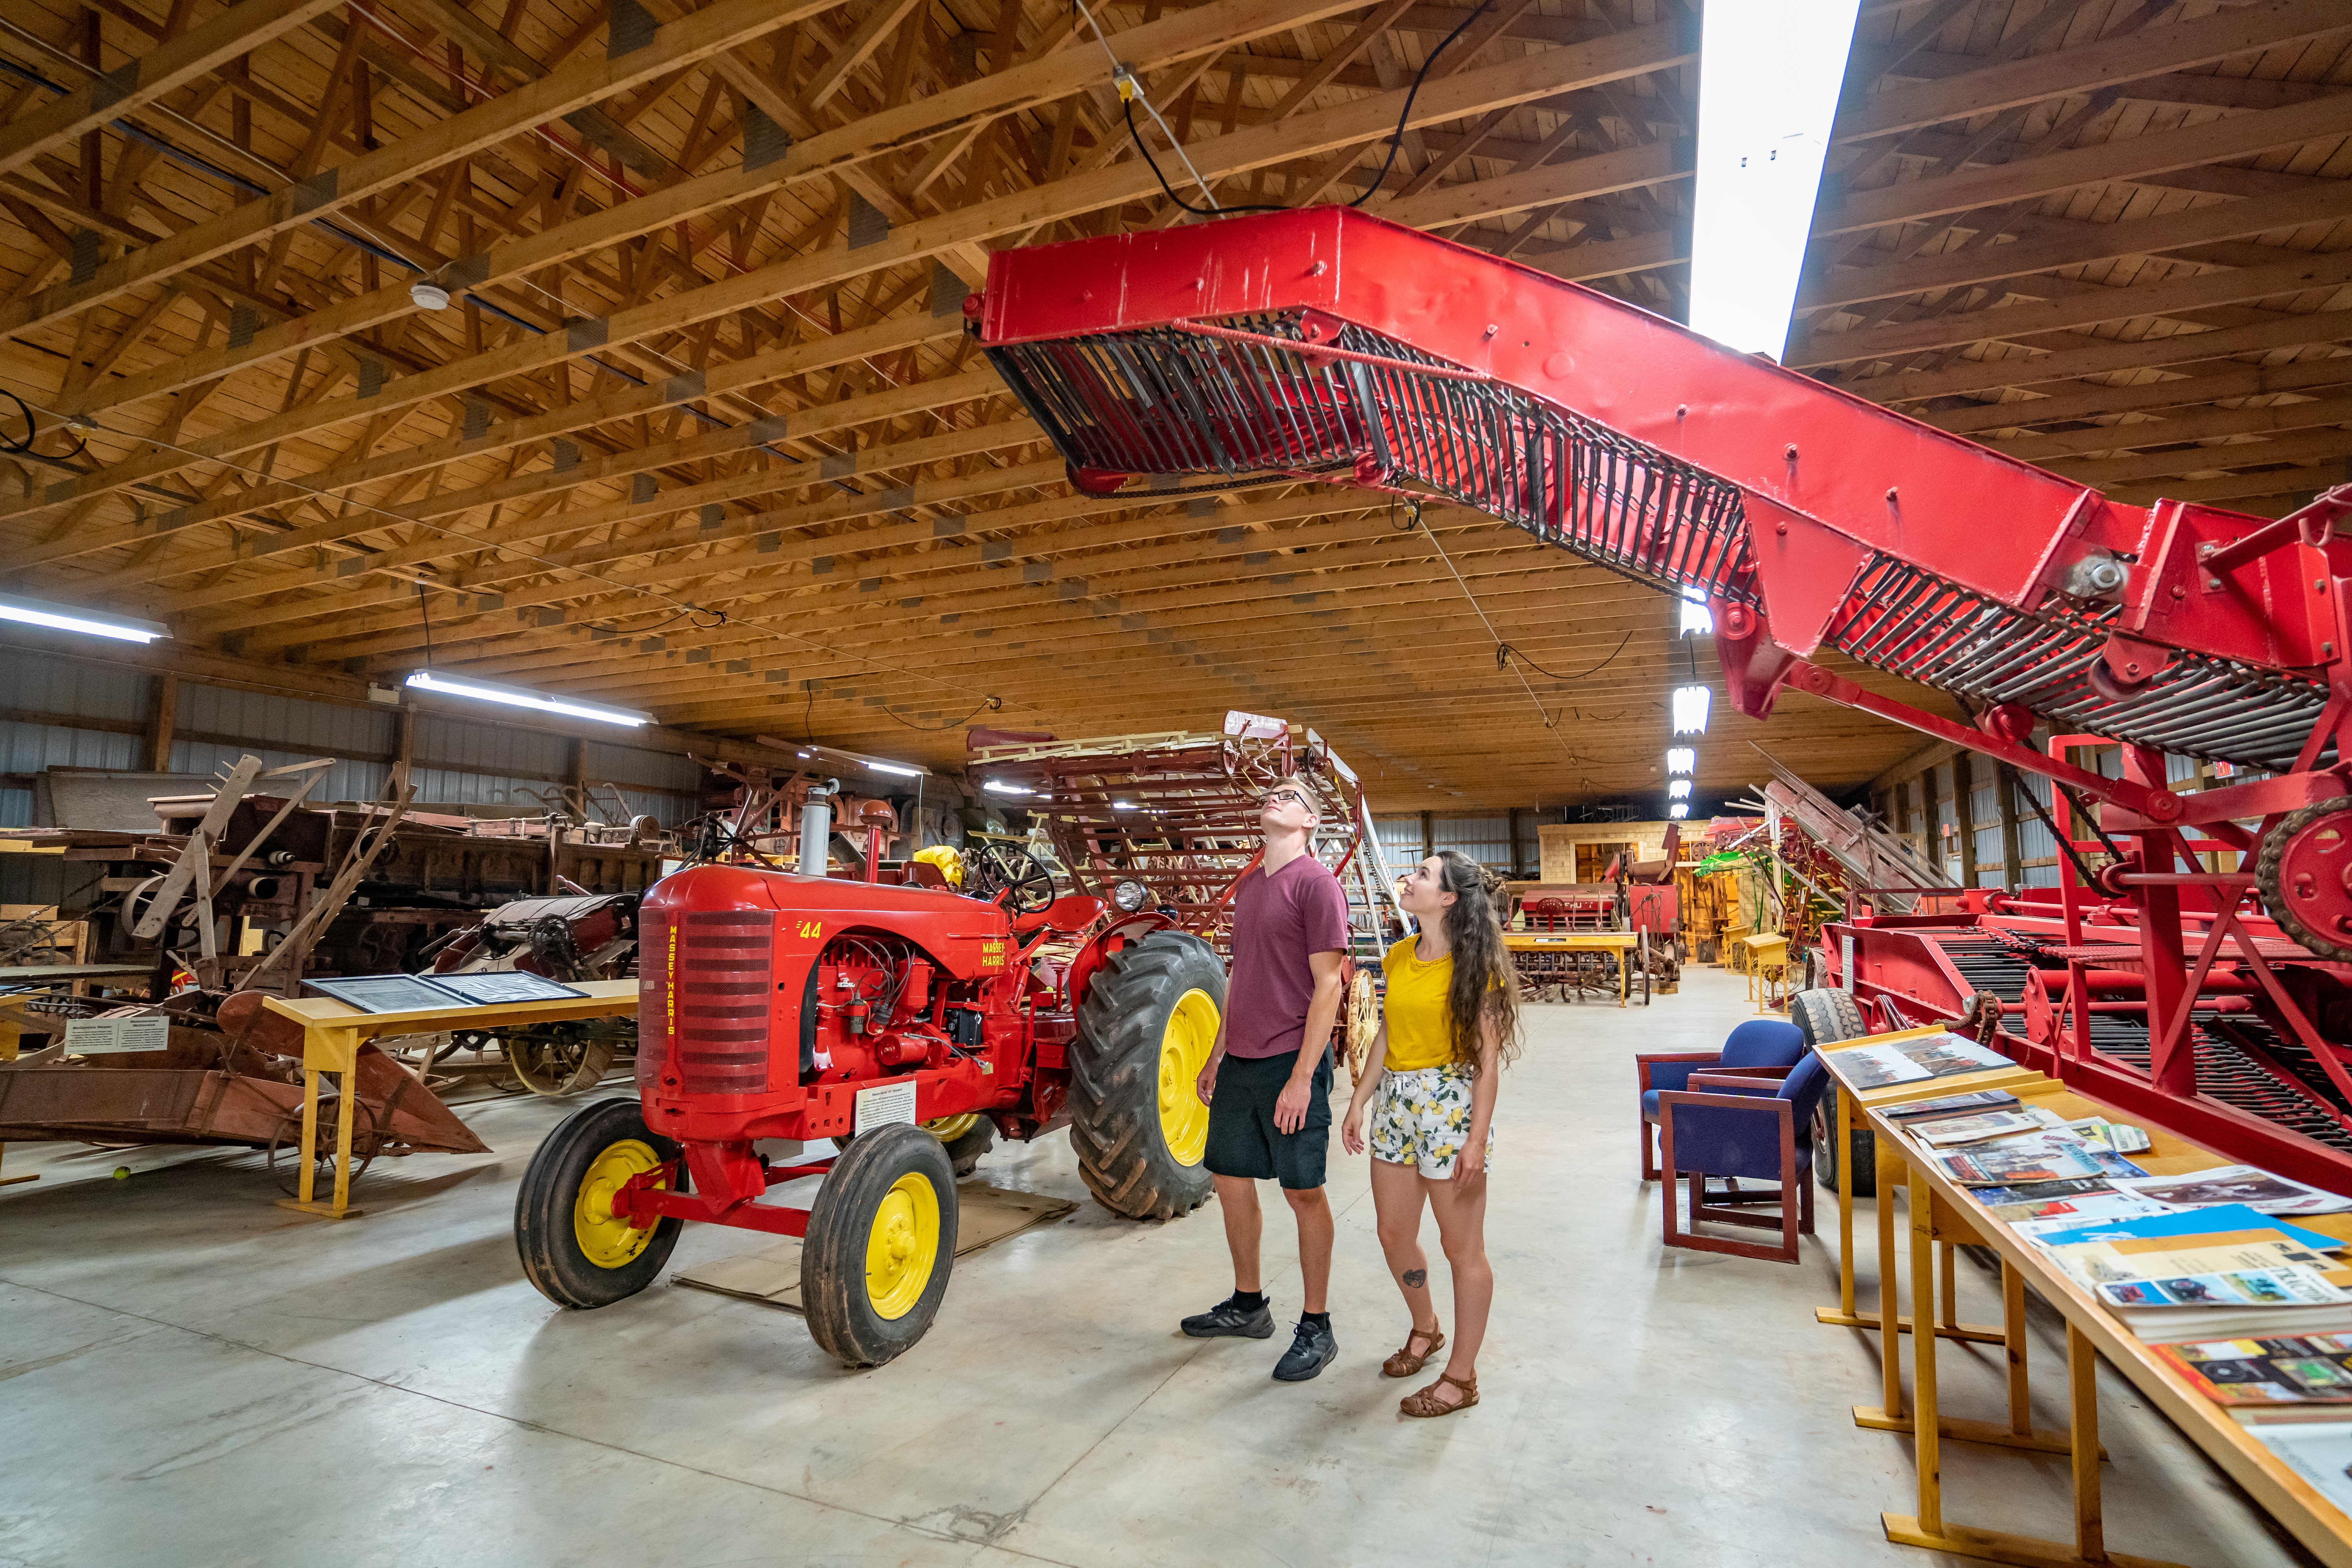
left=1340, top=849, right=1522, bottom=1418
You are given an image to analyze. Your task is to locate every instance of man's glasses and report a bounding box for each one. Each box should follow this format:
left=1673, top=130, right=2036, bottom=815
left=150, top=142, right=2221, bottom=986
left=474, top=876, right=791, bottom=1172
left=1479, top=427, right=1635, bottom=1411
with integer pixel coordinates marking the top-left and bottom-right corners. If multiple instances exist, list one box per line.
left=1261, top=789, right=1310, bottom=810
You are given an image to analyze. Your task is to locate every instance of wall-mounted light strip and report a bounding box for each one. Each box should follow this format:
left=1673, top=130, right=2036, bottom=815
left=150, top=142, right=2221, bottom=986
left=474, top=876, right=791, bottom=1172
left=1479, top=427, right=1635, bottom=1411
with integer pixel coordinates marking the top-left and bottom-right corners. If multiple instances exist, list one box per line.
left=406, top=669, right=650, bottom=727
left=0, top=591, right=168, bottom=644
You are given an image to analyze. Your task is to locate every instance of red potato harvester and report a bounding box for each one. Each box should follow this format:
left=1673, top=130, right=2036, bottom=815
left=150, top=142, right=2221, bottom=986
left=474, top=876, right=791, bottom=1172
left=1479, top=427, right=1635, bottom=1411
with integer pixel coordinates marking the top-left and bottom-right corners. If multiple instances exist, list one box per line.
left=969, top=203, right=2352, bottom=1197
left=514, top=811, right=1221, bottom=1367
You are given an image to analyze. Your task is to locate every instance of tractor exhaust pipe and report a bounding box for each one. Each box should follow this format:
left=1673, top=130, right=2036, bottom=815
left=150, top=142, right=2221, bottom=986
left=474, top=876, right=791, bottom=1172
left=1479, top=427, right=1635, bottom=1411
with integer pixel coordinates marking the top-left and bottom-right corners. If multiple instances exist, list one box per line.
left=799, top=780, right=840, bottom=878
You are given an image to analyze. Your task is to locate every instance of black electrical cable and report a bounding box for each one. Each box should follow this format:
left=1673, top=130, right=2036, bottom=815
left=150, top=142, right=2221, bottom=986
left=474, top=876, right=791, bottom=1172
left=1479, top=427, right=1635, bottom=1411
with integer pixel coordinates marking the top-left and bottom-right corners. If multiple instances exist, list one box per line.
left=881, top=695, right=1004, bottom=732
left=1496, top=630, right=1635, bottom=683
left=1120, top=0, right=1492, bottom=219
left=1347, top=0, right=1497, bottom=209
left=417, top=582, right=434, bottom=670
left=0, top=387, right=36, bottom=454
left=1122, top=96, right=1288, bottom=219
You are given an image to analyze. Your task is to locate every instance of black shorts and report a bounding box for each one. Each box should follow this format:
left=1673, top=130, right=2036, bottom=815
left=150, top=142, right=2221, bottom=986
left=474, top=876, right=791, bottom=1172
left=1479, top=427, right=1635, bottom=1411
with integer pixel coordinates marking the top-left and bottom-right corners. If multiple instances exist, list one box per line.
left=1204, top=1047, right=1332, bottom=1190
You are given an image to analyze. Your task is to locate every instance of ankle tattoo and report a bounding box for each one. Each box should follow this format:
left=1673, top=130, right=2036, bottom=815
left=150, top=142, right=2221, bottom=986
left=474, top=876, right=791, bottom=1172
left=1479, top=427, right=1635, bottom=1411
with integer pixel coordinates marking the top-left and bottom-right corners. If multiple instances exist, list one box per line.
left=1403, top=1268, right=1426, bottom=1288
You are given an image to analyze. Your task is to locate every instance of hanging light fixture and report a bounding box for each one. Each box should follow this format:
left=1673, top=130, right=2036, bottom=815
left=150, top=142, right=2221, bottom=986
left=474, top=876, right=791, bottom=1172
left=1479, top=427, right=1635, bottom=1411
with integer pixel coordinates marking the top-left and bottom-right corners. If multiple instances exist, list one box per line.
left=1669, top=802, right=1691, bottom=819
left=1668, top=780, right=1692, bottom=799
left=1678, top=594, right=1713, bottom=637
left=1666, top=747, right=1695, bottom=775
left=982, top=780, right=1034, bottom=796
left=405, top=670, right=649, bottom=727
left=1671, top=684, right=1713, bottom=735
left=0, top=591, right=168, bottom=644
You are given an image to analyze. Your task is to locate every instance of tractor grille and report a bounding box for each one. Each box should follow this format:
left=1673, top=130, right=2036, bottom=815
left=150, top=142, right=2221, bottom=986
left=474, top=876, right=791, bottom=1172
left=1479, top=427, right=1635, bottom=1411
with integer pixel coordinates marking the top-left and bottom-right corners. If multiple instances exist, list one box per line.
left=986, top=317, right=1757, bottom=606
left=991, top=312, right=2332, bottom=770
left=638, top=909, right=775, bottom=1096
left=2083, top=1010, right=2352, bottom=1154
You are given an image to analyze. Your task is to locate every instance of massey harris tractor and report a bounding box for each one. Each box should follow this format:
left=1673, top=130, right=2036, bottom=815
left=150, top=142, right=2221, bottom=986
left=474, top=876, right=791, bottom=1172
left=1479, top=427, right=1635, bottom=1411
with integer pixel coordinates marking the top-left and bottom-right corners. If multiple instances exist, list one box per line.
left=513, top=836, right=1223, bottom=1366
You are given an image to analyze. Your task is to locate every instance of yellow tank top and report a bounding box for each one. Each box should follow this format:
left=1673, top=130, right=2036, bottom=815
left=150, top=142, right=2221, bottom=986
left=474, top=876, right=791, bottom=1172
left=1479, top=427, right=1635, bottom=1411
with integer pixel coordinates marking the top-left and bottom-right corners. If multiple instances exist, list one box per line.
left=1381, top=936, right=1458, bottom=1072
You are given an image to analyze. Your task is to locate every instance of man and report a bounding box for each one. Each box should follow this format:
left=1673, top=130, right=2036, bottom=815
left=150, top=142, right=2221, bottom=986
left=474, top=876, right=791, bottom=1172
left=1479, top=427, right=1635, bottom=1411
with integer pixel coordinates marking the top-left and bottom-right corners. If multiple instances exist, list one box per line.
left=1180, top=779, right=1351, bottom=1381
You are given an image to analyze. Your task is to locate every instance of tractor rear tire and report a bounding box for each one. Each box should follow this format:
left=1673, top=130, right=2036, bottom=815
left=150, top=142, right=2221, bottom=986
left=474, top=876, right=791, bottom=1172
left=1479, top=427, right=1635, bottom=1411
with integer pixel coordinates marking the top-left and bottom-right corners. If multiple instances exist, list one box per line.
left=1070, top=929, right=1222, bottom=1221
left=515, top=1097, right=688, bottom=1309
left=1791, top=986, right=1876, bottom=1198
left=802, top=1123, right=959, bottom=1367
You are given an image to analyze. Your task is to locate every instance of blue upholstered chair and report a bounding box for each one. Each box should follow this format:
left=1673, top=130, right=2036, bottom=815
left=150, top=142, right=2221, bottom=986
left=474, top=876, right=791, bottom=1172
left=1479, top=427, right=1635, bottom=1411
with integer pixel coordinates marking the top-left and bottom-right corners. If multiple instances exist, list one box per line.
left=1656, top=1052, right=1830, bottom=1264
left=1636, top=1018, right=1807, bottom=1180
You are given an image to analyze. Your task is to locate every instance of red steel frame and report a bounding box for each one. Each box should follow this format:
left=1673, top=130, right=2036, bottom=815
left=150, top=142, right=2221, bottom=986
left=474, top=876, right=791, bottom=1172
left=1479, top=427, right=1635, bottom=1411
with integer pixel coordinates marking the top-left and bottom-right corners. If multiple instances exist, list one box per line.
left=973, top=204, right=2352, bottom=1190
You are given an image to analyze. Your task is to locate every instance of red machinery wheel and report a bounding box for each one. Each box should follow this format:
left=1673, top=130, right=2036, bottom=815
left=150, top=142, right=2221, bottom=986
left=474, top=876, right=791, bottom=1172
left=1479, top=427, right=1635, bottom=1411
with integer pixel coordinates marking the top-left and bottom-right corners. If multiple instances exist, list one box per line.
left=2257, top=799, right=2352, bottom=961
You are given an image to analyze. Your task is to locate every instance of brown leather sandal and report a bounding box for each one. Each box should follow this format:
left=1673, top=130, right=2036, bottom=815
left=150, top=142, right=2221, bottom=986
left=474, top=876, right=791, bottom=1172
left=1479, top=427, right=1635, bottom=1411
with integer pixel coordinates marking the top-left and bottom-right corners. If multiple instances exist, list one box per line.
left=1382, top=1325, right=1445, bottom=1379
left=1399, top=1371, right=1479, bottom=1419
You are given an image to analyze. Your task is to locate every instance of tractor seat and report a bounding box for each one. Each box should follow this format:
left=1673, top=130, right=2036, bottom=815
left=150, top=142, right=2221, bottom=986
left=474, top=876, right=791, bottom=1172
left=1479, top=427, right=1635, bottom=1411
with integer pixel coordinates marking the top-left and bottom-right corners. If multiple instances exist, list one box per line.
left=1011, top=894, right=1108, bottom=938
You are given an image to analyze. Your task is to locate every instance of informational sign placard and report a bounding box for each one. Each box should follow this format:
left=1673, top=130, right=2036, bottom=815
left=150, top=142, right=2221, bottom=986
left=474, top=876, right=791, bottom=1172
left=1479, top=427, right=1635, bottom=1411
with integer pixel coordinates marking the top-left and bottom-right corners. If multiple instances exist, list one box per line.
left=854, top=1080, right=917, bottom=1136
left=64, top=1015, right=171, bottom=1054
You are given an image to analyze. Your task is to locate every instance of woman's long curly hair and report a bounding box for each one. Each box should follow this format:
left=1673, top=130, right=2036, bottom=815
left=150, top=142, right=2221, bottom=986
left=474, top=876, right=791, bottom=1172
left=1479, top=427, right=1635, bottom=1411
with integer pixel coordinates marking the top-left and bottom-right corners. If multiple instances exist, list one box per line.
left=1429, top=849, right=1523, bottom=1073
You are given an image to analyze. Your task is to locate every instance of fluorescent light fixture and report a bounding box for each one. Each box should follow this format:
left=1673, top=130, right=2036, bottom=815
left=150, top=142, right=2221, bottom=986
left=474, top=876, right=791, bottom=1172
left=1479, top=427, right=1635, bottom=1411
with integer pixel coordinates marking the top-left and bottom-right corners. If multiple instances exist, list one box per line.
left=1671, top=684, right=1713, bottom=735
left=1668, top=780, right=1693, bottom=800
left=0, top=591, right=167, bottom=644
left=1112, top=800, right=1138, bottom=811
left=1687, top=0, right=1862, bottom=361
left=756, top=736, right=930, bottom=778
left=1666, top=747, right=1695, bottom=775
left=983, top=780, right=1033, bottom=797
left=1678, top=595, right=1713, bottom=637
left=1669, top=802, right=1691, bottom=820
left=405, top=669, right=650, bottom=727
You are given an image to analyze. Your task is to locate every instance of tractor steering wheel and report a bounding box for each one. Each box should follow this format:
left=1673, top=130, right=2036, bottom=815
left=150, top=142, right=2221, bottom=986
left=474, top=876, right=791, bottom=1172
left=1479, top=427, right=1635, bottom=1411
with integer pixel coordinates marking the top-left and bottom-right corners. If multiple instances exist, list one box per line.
left=965, top=840, right=1057, bottom=915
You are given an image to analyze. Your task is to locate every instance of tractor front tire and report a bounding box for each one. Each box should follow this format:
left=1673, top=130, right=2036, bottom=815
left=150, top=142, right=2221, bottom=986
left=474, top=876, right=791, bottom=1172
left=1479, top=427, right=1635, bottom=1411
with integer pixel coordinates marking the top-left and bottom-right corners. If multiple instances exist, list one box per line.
left=1071, top=929, right=1222, bottom=1221
left=802, top=1123, right=959, bottom=1367
left=515, top=1097, right=688, bottom=1309
left=1791, top=986, right=1876, bottom=1198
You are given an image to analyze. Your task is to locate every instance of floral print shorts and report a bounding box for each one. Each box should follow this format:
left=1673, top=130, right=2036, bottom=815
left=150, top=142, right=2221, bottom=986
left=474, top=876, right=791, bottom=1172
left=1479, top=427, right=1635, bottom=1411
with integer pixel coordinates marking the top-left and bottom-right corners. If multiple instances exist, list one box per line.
left=1369, top=1065, right=1492, bottom=1178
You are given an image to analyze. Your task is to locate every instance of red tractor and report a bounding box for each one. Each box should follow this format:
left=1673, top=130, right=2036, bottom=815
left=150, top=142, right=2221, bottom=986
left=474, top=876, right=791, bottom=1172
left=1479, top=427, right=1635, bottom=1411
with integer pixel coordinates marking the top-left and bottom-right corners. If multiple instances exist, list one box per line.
left=512, top=850, right=1223, bottom=1366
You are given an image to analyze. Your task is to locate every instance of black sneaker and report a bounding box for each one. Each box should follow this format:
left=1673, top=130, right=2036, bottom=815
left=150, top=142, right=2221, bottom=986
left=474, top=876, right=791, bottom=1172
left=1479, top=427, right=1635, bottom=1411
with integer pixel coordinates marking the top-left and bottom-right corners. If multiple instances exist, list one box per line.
left=1181, top=1294, right=1276, bottom=1339
left=1272, top=1316, right=1338, bottom=1381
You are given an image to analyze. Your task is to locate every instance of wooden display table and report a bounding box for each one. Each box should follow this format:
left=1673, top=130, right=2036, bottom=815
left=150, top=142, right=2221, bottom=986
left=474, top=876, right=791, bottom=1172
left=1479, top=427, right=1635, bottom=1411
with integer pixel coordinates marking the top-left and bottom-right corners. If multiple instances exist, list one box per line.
left=1504, top=930, right=1643, bottom=1006
left=263, top=979, right=638, bottom=1219
left=1816, top=1029, right=2352, bottom=1568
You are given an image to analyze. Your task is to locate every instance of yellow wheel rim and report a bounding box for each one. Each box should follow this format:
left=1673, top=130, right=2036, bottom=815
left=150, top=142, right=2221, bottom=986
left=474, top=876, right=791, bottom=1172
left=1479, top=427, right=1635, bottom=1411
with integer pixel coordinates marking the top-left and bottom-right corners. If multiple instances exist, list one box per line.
left=572, top=1138, right=666, bottom=1269
left=866, top=1171, right=943, bottom=1320
left=1156, top=989, right=1217, bottom=1167
left=924, top=1113, right=981, bottom=1144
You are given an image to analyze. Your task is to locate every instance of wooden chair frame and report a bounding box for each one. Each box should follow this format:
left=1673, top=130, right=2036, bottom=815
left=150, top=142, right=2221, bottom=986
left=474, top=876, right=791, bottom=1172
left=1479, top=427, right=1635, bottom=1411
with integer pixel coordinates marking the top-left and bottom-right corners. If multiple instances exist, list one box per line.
left=1635, top=1049, right=1725, bottom=1180
left=1657, top=1081, right=1817, bottom=1264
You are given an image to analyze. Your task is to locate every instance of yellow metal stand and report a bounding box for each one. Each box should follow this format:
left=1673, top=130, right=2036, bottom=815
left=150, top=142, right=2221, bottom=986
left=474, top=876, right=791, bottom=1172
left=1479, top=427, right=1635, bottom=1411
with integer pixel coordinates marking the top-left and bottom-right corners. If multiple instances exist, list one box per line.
left=263, top=979, right=638, bottom=1221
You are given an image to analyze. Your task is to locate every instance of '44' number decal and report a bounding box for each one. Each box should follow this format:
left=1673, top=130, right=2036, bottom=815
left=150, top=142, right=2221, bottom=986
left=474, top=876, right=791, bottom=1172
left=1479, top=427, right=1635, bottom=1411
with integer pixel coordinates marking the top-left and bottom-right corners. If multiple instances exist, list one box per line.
left=795, top=919, right=823, bottom=941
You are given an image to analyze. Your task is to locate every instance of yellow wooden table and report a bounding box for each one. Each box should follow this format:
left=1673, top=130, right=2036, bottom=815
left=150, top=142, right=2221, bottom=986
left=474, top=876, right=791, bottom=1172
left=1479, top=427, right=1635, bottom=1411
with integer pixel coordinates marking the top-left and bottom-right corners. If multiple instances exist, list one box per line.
left=1504, top=930, right=1641, bottom=1006
left=1818, top=1032, right=2352, bottom=1568
left=1741, top=932, right=1790, bottom=1013
left=263, top=978, right=638, bottom=1220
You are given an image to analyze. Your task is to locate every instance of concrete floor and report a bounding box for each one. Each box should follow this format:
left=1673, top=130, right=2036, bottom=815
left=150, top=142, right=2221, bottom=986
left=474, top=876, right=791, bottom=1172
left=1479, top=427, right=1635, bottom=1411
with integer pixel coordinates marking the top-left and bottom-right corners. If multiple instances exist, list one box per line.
left=0, top=967, right=2324, bottom=1568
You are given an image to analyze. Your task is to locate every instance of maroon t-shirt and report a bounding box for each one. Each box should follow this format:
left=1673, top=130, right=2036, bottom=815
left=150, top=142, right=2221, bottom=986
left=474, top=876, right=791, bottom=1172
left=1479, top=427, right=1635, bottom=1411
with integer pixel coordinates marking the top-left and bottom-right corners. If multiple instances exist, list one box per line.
left=1223, top=853, right=1352, bottom=1059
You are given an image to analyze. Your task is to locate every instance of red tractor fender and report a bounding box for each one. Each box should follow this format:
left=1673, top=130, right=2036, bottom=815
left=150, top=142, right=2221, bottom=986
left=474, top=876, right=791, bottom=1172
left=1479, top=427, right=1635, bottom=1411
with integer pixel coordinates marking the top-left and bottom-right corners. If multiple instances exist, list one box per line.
left=1063, top=911, right=1180, bottom=1013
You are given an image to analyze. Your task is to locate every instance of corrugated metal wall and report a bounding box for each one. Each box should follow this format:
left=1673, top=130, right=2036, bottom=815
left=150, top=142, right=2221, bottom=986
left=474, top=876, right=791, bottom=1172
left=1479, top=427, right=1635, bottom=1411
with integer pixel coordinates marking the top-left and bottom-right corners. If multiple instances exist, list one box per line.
left=1, top=647, right=708, bottom=828
left=1434, top=816, right=1512, bottom=870
left=1368, top=817, right=1518, bottom=873
left=0, top=651, right=150, bottom=827
left=172, top=682, right=394, bottom=804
